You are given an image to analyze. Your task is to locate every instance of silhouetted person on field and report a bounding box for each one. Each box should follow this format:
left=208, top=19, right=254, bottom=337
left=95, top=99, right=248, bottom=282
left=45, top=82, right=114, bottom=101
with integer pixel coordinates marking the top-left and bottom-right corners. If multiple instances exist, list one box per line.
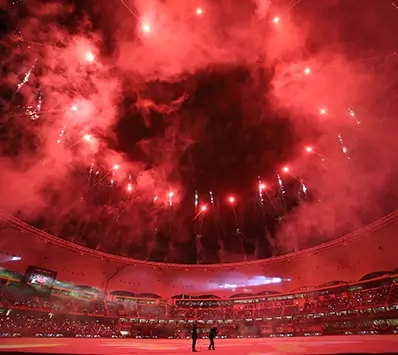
left=208, top=327, right=218, bottom=350
left=192, top=324, right=198, bottom=352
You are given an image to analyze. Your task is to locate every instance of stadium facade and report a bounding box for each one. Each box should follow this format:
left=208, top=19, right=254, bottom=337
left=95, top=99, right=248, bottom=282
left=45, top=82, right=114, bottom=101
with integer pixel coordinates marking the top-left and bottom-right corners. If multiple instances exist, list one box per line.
left=0, top=210, right=398, bottom=298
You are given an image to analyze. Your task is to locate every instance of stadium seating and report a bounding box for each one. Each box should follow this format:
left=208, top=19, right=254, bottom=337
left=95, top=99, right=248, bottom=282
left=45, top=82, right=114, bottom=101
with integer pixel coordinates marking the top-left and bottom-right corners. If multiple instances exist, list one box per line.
left=0, top=273, right=397, bottom=338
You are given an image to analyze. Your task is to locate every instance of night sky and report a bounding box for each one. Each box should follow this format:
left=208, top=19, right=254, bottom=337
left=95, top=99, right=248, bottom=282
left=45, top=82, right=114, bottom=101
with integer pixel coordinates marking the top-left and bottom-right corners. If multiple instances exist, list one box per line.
left=0, top=0, right=398, bottom=263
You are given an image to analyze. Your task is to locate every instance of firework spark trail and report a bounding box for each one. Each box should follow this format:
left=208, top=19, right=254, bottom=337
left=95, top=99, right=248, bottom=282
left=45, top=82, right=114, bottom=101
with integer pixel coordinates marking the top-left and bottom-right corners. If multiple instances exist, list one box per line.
left=86, top=159, right=95, bottom=191
left=338, top=133, right=351, bottom=160
left=348, top=108, right=361, bottom=125
left=301, top=179, right=307, bottom=195
left=288, top=0, right=305, bottom=12
left=209, top=191, right=214, bottom=206
left=277, top=173, right=288, bottom=212
left=114, top=193, right=130, bottom=220
left=75, top=169, right=116, bottom=205
left=264, top=189, right=278, bottom=211
left=258, top=179, right=265, bottom=205
left=117, top=0, right=139, bottom=19
left=56, top=126, right=67, bottom=145
left=33, top=91, right=42, bottom=120
left=14, top=61, right=36, bottom=96
left=194, top=190, right=199, bottom=209
left=277, top=174, right=286, bottom=196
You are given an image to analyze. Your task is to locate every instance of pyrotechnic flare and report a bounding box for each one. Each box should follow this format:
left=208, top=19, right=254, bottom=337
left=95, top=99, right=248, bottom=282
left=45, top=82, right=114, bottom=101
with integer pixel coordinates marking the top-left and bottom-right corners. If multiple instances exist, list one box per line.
left=273, top=16, right=280, bottom=23
left=141, top=23, right=151, bottom=33
left=196, top=8, right=203, bottom=15
left=168, top=190, right=174, bottom=206
left=304, top=67, right=311, bottom=75
left=319, top=108, right=327, bottom=115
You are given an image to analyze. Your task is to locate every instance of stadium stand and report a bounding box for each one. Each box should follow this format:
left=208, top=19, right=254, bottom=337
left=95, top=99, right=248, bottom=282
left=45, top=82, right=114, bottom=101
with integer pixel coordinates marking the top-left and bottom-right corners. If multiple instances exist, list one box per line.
left=1, top=211, right=398, bottom=338
left=0, top=269, right=397, bottom=338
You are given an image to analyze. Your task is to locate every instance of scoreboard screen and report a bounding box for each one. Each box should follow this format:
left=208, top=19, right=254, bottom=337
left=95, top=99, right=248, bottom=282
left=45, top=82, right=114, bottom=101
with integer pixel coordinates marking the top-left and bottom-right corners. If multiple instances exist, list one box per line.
left=25, top=266, right=57, bottom=288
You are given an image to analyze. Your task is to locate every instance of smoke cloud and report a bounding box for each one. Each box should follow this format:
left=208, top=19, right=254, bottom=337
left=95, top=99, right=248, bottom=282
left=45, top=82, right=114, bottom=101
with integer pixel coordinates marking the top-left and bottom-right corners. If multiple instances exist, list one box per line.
left=0, top=0, right=397, bottom=263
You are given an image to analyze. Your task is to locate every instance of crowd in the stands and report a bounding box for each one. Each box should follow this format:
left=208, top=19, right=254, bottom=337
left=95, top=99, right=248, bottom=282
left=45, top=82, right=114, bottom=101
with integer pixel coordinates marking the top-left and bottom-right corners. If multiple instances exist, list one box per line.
left=0, top=276, right=397, bottom=338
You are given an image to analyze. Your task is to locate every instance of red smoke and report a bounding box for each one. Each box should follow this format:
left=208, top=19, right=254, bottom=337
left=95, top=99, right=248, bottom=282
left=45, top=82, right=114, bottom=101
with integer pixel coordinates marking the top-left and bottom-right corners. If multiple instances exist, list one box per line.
left=0, top=0, right=397, bottom=262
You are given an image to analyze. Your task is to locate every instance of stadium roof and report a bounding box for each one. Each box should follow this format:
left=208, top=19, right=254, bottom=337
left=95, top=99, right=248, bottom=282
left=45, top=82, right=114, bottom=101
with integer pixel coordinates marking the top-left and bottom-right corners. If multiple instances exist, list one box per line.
left=0, top=210, right=398, bottom=298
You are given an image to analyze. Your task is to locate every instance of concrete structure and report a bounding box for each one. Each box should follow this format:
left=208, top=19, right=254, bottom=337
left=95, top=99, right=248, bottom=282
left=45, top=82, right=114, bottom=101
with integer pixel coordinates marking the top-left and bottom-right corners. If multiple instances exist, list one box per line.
left=0, top=210, right=397, bottom=298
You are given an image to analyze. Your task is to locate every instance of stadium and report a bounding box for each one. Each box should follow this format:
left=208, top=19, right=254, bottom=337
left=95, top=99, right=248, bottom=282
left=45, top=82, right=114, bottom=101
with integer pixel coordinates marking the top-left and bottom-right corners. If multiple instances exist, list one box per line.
left=0, top=210, right=398, bottom=353
left=1, top=0, right=398, bottom=354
